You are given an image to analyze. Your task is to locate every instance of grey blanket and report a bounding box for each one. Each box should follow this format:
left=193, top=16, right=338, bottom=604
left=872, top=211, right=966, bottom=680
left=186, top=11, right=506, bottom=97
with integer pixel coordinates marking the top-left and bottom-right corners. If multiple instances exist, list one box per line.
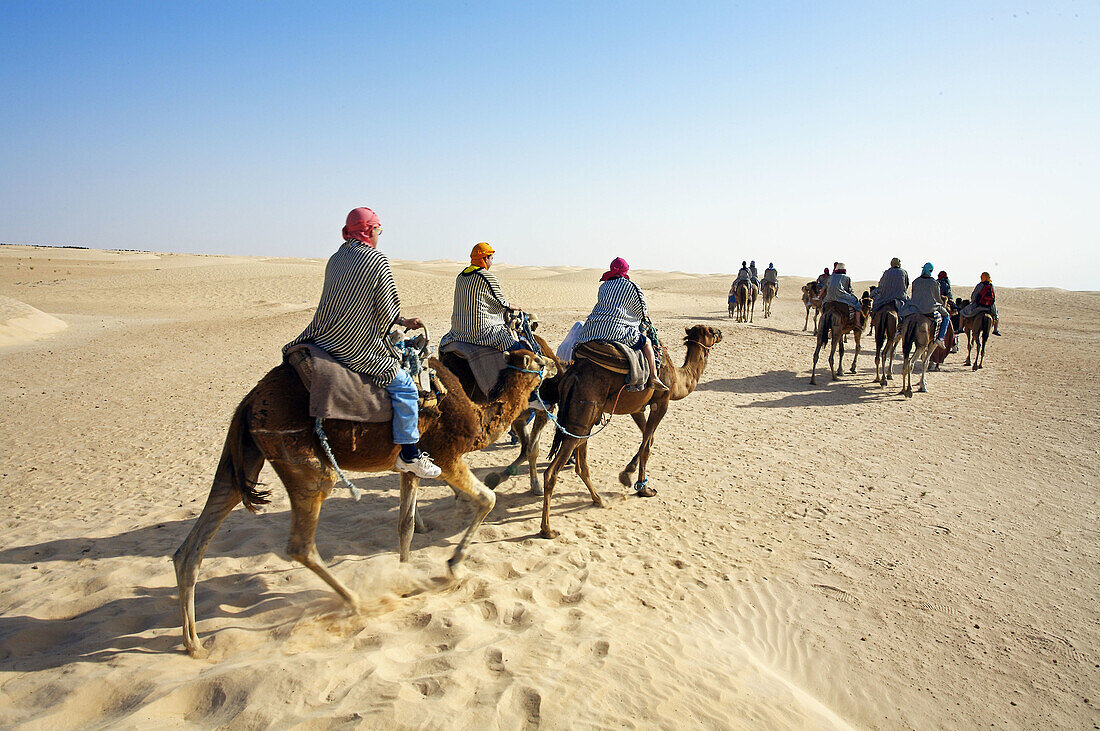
left=572, top=340, right=650, bottom=390
left=439, top=340, right=508, bottom=396
left=285, top=344, right=392, bottom=422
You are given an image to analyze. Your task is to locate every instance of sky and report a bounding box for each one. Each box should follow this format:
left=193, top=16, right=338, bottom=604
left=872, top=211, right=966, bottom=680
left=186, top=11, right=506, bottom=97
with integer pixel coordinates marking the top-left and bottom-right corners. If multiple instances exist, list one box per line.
left=2, top=1, right=1097, bottom=289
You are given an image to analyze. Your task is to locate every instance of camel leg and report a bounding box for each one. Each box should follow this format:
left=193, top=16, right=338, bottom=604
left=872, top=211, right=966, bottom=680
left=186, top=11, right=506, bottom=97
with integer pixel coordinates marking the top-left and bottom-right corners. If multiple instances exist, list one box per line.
left=810, top=338, right=823, bottom=384
left=398, top=472, right=420, bottom=561
left=484, top=411, right=532, bottom=490
left=849, top=333, right=860, bottom=374
left=439, top=460, right=496, bottom=571
left=804, top=305, right=810, bottom=331
left=522, top=410, right=549, bottom=495
left=633, top=401, right=668, bottom=496
left=541, top=436, right=579, bottom=539
left=573, top=442, right=606, bottom=507
left=918, top=350, right=931, bottom=392
left=619, top=410, right=648, bottom=486
left=273, top=462, right=360, bottom=607
left=173, top=466, right=248, bottom=657
left=830, top=337, right=840, bottom=380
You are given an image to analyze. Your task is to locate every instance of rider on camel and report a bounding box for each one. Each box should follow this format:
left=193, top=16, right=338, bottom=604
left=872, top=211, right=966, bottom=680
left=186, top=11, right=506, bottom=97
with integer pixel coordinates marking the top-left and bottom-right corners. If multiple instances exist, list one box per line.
left=961, top=272, right=1003, bottom=335
left=749, top=260, right=760, bottom=288
left=823, top=263, right=863, bottom=328
left=813, top=267, right=831, bottom=297
left=440, top=242, right=530, bottom=352
left=902, top=262, right=952, bottom=350
left=871, top=257, right=910, bottom=315
left=763, top=262, right=779, bottom=295
left=283, top=207, right=441, bottom=479
left=576, top=257, right=669, bottom=392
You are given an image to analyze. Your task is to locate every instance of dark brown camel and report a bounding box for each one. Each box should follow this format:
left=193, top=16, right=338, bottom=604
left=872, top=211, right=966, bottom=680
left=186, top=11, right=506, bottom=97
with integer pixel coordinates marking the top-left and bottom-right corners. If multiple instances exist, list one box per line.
left=899, top=314, right=935, bottom=397
left=733, top=282, right=757, bottom=323
left=962, top=311, right=993, bottom=370
left=761, top=281, right=777, bottom=318
left=538, top=324, right=723, bottom=539
left=802, top=284, right=822, bottom=332
left=173, top=350, right=554, bottom=657
left=872, top=308, right=900, bottom=385
left=809, top=300, right=870, bottom=385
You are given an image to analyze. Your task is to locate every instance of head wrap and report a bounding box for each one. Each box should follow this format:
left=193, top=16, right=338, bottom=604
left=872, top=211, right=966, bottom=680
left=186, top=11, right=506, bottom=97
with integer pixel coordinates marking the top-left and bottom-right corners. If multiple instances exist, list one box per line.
left=938, top=271, right=947, bottom=280
left=750, top=260, right=755, bottom=266
left=823, top=268, right=830, bottom=275
left=470, top=242, right=495, bottom=267
left=601, top=257, right=630, bottom=282
left=890, top=257, right=901, bottom=268
left=835, top=263, right=847, bottom=274
left=342, top=207, right=380, bottom=245
left=922, top=262, right=934, bottom=277
left=769, top=262, right=773, bottom=268
left=741, top=261, right=747, bottom=267
left=981, top=272, right=991, bottom=283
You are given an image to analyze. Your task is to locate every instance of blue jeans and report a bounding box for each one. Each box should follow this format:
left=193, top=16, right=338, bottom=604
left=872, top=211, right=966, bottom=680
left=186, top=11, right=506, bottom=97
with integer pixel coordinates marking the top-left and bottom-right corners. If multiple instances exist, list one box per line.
left=385, top=369, right=419, bottom=445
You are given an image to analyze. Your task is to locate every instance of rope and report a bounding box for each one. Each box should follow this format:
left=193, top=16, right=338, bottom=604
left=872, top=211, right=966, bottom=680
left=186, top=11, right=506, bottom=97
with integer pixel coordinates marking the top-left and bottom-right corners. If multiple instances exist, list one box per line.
left=516, top=313, right=543, bottom=356
left=313, top=418, right=362, bottom=501
left=535, top=381, right=627, bottom=441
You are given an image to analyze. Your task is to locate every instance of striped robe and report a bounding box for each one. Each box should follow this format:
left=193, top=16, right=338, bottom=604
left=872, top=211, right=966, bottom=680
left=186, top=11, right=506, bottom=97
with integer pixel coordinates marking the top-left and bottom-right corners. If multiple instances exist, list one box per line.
left=283, top=239, right=402, bottom=388
left=439, top=267, right=519, bottom=351
left=576, top=276, right=649, bottom=348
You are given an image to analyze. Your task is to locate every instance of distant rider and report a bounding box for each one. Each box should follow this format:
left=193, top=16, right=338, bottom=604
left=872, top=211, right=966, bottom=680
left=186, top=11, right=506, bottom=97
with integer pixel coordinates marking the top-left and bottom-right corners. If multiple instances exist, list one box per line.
left=903, top=263, right=952, bottom=350
left=823, top=263, right=863, bottom=328
left=762, top=262, right=779, bottom=295
left=871, top=257, right=910, bottom=315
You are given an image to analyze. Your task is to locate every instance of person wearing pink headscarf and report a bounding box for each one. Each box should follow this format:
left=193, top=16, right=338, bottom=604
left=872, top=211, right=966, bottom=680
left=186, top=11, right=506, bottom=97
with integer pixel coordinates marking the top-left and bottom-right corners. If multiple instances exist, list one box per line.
left=575, top=257, right=668, bottom=391
left=283, top=207, right=442, bottom=479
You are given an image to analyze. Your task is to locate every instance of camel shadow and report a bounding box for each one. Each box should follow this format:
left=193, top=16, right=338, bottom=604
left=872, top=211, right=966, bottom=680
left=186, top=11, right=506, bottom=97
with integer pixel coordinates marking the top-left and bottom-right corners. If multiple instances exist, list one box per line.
left=699, top=369, right=895, bottom=407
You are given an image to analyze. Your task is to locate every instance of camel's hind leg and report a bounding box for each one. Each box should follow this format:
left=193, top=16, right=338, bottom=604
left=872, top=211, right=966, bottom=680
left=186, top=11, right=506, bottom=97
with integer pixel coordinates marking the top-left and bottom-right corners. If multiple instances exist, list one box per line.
left=270, top=461, right=360, bottom=606
left=849, top=333, right=861, bottom=374
left=174, top=468, right=249, bottom=657
left=523, top=410, right=550, bottom=495
left=439, top=460, right=496, bottom=571
left=484, top=410, right=533, bottom=491
left=398, top=472, right=420, bottom=561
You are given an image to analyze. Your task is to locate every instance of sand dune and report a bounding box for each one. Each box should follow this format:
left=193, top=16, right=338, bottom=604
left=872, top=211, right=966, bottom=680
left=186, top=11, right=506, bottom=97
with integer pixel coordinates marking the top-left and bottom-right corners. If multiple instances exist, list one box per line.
left=0, top=244, right=1097, bottom=728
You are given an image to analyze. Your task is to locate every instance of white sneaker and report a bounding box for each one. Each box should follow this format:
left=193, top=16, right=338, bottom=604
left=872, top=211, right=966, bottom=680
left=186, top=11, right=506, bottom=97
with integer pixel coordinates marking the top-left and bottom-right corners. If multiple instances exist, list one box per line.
left=395, top=451, right=442, bottom=479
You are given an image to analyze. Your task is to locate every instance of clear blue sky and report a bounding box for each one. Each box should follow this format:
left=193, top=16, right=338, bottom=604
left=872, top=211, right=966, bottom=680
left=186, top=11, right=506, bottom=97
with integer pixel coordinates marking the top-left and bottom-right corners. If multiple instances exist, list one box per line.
left=2, top=1, right=1097, bottom=289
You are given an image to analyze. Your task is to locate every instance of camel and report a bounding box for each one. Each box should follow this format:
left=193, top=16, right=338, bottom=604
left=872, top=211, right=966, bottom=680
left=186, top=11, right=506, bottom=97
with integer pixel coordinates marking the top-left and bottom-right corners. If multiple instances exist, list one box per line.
left=872, top=307, right=901, bottom=385
left=898, top=314, right=935, bottom=397
left=802, top=284, right=822, bottom=332
left=761, top=281, right=777, bottom=318
left=538, top=324, right=723, bottom=539
left=173, top=349, right=555, bottom=657
left=962, top=311, right=993, bottom=370
left=809, top=300, right=870, bottom=385
left=928, top=321, right=955, bottom=372
left=443, top=329, right=567, bottom=497
left=733, top=282, right=757, bottom=323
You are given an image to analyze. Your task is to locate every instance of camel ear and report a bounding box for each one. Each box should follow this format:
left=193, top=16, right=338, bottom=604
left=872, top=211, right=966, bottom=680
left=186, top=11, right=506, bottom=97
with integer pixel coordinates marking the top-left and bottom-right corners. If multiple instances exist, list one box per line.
left=685, top=327, right=691, bottom=335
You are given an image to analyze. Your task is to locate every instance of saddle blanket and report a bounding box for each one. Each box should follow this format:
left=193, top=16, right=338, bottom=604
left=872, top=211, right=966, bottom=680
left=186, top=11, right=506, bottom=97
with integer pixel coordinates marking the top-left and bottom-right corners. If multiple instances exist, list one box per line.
left=572, top=340, right=650, bottom=390
left=284, top=344, right=392, bottom=422
left=439, top=340, right=509, bottom=396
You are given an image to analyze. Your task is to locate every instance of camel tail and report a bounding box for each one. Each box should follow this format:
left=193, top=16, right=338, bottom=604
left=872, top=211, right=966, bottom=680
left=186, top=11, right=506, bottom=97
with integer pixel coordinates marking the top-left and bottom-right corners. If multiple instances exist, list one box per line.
left=222, top=394, right=271, bottom=513
left=819, top=312, right=831, bottom=344
left=900, top=318, right=917, bottom=358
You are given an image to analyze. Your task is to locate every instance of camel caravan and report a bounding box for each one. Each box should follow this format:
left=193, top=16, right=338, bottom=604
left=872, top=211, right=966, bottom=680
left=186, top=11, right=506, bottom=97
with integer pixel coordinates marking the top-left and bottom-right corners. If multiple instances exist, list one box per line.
left=174, top=213, right=724, bottom=656
left=802, top=258, right=1001, bottom=397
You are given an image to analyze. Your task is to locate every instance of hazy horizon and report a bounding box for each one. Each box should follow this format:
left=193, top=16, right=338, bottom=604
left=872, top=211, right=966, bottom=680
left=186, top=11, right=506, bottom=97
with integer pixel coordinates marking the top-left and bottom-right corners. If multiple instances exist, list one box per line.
left=3, top=2, right=1097, bottom=289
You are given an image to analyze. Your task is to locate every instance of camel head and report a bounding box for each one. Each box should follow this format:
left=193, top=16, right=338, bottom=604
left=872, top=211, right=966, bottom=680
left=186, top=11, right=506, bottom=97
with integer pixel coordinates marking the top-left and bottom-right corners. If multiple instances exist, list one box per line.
left=684, top=324, right=722, bottom=349
left=504, top=349, right=558, bottom=380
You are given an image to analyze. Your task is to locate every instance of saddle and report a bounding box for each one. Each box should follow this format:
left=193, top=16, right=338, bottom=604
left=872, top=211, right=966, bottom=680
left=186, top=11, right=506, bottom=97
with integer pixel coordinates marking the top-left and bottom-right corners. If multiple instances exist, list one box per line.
left=572, top=340, right=649, bottom=390
left=439, top=341, right=509, bottom=398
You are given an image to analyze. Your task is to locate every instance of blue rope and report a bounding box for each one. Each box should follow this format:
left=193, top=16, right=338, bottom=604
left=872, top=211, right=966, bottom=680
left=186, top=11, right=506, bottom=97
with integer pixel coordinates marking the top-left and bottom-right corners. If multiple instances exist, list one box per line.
left=517, top=314, right=542, bottom=356
left=314, top=418, right=362, bottom=501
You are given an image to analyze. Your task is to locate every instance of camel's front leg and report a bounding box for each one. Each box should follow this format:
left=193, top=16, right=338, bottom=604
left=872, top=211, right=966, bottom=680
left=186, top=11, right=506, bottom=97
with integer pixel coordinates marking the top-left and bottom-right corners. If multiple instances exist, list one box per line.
left=619, top=410, right=648, bottom=486
left=918, top=350, right=932, bottom=392
left=484, top=411, right=533, bottom=490
left=398, top=472, right=420, bottom=561
left=633, top=401, right=668, bottom=497
left=440, top=460, right=496, bottom=571
left=524, top=410, right=550, bottom=495
left=810, top=338, right=823, bottom=385
left=804, top=305, right=810, bottom=330
left=849, top=334, right=861, bottom=374
left=541, top=436, right=579, bottom=539
left=573, top=442, right=606, bottom=507
left=830, top=338, right=840, bottom=380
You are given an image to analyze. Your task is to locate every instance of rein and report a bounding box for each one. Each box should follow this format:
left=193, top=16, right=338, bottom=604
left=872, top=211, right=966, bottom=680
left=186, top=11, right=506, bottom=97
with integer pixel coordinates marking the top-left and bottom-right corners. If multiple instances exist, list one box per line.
left=685, top=338, right=711, bottom=355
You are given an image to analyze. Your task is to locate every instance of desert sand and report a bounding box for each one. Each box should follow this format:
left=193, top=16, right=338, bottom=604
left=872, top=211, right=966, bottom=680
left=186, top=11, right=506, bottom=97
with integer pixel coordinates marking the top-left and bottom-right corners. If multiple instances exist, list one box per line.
left=1, top=243, right=1097, bottom=729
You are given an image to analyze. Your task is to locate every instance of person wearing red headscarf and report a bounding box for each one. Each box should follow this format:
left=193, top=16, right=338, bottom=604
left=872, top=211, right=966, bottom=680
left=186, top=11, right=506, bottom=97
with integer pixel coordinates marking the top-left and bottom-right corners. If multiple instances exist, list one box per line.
left=575, top=257, right=668, bottom=391
left=284, top=207, right=442, bottom=478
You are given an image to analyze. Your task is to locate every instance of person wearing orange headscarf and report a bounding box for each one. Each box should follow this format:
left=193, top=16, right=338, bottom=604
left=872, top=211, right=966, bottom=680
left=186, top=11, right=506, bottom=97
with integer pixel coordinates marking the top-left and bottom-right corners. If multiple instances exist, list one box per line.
left=440, top=242, right=526, bottom=352
left=961, top=272, right=1002, bottom=335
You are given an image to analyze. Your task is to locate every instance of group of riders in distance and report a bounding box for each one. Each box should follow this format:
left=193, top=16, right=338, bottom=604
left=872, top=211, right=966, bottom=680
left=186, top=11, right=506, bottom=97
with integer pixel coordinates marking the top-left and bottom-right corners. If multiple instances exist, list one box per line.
left=734, top=257, right=1000, bottom=396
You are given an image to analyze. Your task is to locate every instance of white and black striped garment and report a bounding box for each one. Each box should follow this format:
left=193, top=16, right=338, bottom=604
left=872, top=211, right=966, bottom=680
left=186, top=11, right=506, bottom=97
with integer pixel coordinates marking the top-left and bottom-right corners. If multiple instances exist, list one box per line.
left=575, top=276, right=649, bottom=348
left=439, top=267, right=519, bottom=351
left=283, top=239, right=402, bottom=387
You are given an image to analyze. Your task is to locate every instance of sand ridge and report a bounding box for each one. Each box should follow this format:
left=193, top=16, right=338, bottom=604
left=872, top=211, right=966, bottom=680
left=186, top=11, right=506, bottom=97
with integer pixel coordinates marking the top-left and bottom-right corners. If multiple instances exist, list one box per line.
left=0, top=244, right=1097, bottom=728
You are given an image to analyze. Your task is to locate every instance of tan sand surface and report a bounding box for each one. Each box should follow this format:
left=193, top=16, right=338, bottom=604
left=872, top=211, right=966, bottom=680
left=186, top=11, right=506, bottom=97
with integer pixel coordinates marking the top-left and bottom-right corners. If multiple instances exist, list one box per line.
left=1, top=243, right=1097, bottom=728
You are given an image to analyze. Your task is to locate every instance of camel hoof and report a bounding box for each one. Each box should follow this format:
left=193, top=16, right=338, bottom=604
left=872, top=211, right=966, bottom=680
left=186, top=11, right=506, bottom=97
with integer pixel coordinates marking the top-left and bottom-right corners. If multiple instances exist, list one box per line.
left=529, top=484, right=544, bottom=496
left=849, top=367, right=856, bottom=374
left=618, top=471, right=633, bottom=487
left=809, top=377, right=817, bottom=385
left=414, top=519, right=431, bottom=534
left=635, top=486, right=657, bottom=497
left=592, top=496, right=607, bottom=508
left=919, top=386, right=928, bottom=393
left=483, top=472, right=503, bottom=490
left=972, top=365, right=979, bottom=371
left=185, top=643, right=210, bottom=660
left=539, top=528, right=559, bottom=540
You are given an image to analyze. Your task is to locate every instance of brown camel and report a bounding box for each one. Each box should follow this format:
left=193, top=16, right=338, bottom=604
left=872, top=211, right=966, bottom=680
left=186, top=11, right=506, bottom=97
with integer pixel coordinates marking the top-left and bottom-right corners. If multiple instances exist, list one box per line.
left=173, top=349, right=554, bottom=657
left=439, top=330, right=566, bottom=497
left=962, top=311, right=993, bottom=370
left=734, top=282, right=757, bottom=323
left=802, top=284, right=822, bottom=332
left=538, top=324, right=723, bottom=539
left=761, top=281, right=777, bottom=318
left=872, top=308, right=901, bottom=385
left=899, top=314, right=935, bottom=397
left=809, top=300, right=869, bottom=385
